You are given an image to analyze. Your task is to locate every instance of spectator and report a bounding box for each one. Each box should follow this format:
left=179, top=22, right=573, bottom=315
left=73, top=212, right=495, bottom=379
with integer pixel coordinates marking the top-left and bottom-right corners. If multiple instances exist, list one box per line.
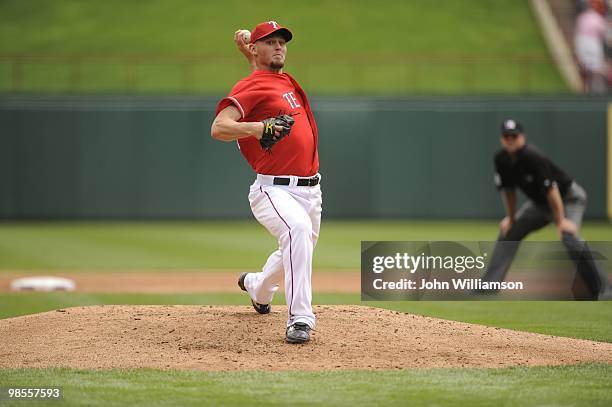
left=574, top=2, right=607, bottom=93
left=605, top=1, right=612, bottom=90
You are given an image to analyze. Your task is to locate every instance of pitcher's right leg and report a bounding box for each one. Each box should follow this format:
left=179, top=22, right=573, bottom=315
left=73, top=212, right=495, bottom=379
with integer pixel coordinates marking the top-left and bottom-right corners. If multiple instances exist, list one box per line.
left=243, top=249, right=283, bottom=305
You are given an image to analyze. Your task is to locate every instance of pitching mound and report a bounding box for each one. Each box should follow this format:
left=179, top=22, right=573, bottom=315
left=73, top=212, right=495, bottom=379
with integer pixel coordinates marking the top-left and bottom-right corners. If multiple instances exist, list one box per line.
left=1, top=305, right=611, bottom=370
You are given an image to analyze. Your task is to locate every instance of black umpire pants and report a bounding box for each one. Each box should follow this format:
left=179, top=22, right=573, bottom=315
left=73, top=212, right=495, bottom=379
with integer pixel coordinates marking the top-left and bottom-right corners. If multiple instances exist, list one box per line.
left=481, top=182, right=610, bottom=299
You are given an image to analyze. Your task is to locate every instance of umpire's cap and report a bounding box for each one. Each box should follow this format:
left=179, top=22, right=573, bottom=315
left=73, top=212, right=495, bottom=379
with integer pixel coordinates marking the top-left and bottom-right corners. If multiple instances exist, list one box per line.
left=250, top=21, right=292, bottom=43
left=501, top=119, right=524, bottom=135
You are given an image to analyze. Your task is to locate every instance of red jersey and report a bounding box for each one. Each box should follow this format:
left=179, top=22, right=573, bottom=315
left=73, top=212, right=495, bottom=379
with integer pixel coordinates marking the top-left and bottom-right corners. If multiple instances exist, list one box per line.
left=215, top=70, right=319, bottom=177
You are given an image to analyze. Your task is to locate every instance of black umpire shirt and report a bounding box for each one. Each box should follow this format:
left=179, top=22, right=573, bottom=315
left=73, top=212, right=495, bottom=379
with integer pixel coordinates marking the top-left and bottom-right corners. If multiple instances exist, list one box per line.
left=494, top=143, right=573, bottom=206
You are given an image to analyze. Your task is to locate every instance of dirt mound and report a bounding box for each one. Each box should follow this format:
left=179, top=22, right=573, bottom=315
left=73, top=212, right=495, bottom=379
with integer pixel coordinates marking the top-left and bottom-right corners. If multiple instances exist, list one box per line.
left=1, top=305, right=610, bottom=370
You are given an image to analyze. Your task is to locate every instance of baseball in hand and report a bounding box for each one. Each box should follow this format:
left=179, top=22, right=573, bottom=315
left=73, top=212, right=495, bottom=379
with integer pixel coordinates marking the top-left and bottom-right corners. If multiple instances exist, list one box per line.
left=240, top=30, right=251, bottom=43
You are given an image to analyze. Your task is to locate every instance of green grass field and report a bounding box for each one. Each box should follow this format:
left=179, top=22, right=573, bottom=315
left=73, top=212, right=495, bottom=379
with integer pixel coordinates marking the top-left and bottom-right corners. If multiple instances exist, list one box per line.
left=1, top=220, right=611, bottom=406
left=0, top=0, right=566, bottom=94
left=1, top=365, right=611, bottom=407
left=2, top=220, right=611, bottom=270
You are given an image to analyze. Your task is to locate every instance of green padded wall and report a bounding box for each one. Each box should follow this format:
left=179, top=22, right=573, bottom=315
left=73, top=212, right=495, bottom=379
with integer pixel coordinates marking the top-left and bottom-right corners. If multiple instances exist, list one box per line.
left=0, top=96, right=607, bottom=219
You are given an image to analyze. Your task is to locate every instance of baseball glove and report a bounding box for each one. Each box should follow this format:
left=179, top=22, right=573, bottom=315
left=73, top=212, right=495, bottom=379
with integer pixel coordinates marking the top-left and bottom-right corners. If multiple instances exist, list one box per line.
left=260, top=114, right=295, bottom=152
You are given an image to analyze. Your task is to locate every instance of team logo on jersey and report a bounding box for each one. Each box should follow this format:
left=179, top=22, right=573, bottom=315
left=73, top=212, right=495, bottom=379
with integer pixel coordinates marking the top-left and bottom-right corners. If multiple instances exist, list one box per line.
left=268, top=21, right=279, bottom=29
left=283, top=92, right=301, bottom=109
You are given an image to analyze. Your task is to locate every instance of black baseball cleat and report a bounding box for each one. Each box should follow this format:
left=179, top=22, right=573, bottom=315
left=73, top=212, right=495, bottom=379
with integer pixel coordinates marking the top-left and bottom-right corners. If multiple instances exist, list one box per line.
left=237, top=272, right=248, bottom=291
left=238, top=272, right=271, bottom=314
left=286, top=322, right=311, bottom=344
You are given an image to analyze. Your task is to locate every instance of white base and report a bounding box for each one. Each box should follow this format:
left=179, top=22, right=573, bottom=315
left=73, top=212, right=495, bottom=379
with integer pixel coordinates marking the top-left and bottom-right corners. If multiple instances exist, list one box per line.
left=10, top=276, right=76, bottom=292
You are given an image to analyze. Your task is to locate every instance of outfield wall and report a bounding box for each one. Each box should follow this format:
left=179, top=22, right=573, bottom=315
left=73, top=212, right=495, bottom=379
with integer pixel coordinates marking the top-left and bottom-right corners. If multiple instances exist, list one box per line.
left=0, top=96, right=608, bottom=219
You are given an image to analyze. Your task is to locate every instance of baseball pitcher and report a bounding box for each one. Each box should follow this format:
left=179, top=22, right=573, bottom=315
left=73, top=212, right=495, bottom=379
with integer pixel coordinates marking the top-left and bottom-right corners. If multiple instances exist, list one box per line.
left=211, top=21, right=321, bottom=343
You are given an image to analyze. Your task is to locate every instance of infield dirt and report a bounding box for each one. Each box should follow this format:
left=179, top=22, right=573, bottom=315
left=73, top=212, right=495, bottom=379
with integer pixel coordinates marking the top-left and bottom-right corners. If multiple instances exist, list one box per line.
left=1, top=305, right=611, bottom=370
left=0, top=271, right=359, bottom=293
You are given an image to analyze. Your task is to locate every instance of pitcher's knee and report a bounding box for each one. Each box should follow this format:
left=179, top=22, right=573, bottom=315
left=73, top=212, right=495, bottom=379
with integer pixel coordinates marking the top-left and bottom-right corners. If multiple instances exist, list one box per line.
left=290, top=220, right=312, bottom=237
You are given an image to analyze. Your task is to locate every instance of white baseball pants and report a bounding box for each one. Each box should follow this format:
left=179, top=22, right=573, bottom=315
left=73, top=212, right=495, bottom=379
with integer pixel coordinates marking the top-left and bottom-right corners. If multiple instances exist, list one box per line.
left=243, top=173, right=322, bottom=329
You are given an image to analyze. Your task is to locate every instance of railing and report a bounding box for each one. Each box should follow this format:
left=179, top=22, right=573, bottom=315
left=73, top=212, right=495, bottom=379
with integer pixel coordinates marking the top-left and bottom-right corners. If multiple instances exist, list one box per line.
left=0, top=53, right=570, bottom=94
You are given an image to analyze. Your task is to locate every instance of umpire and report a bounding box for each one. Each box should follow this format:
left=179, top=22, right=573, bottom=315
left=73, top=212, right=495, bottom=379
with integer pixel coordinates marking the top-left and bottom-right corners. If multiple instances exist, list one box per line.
left=480, top=119, right=611, bottom=300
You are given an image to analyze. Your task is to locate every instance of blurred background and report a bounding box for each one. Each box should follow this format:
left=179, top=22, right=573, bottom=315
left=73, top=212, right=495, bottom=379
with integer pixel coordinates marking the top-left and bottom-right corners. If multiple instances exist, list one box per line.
left=0, top=0, right=611, bottom=312
left=1, top=0, right=610, bottom=219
